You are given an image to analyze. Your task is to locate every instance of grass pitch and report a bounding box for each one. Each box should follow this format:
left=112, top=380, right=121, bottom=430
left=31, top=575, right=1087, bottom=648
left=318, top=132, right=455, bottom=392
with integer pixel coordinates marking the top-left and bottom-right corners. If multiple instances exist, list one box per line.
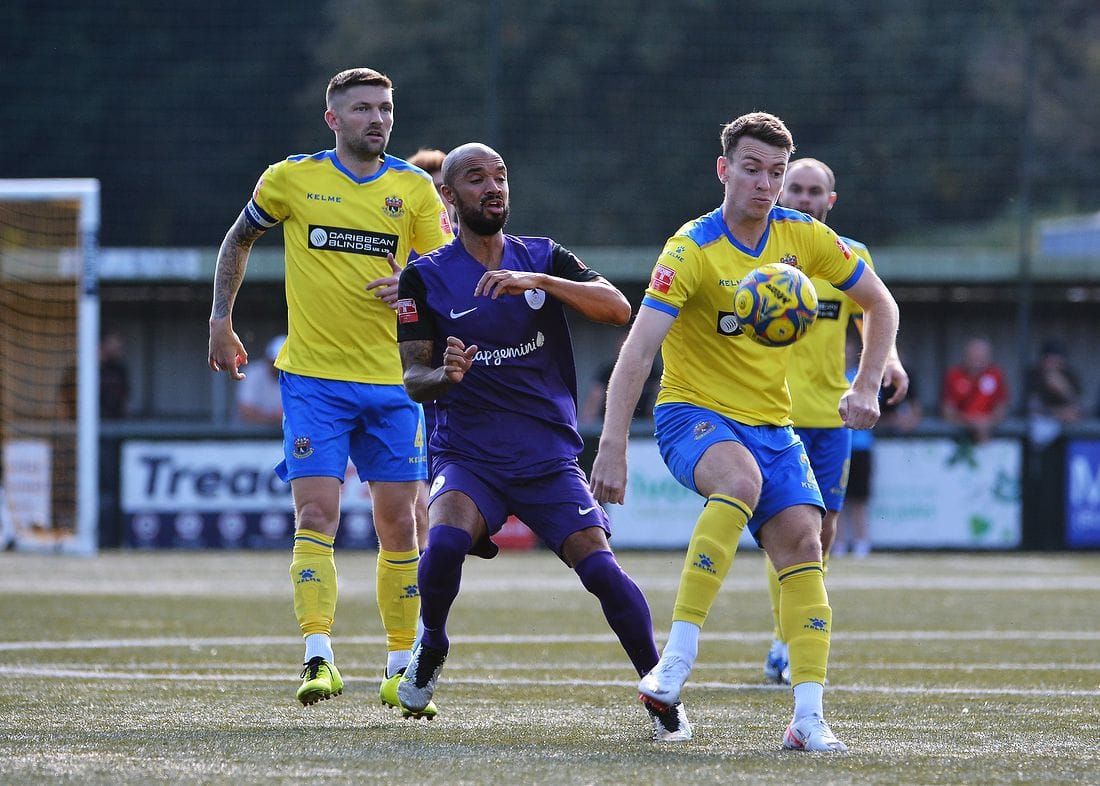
left=1, top=549, right=1097, bottom=784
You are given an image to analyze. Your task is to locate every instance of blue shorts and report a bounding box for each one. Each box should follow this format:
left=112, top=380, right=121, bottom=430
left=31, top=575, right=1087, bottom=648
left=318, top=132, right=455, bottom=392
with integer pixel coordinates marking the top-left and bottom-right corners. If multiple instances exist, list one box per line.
left=654, top=402, right=824, bottom=542
left=794, top=427, right=852, bottom=512
left=275, top=372, right=427, bottom=483
left=427, top=458, right=610, bottom=557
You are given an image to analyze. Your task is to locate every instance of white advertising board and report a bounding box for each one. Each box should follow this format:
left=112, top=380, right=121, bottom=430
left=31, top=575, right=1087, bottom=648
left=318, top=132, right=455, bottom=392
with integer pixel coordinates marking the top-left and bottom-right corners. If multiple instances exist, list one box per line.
left=2, top=439, right=51, bottom=530
left=121, top=440, right=372, bottom=512
left=606, top=438, right=758, bottom=549
left=120, top=440, right=376, bottom=549
left=869, top=437, right=1021, bottom=548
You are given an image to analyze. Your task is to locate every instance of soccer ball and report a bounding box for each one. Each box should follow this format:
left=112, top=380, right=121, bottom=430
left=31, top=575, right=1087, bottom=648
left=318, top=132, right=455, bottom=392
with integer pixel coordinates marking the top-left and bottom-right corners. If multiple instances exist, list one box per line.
left=733, top=263, right=818, bottom=347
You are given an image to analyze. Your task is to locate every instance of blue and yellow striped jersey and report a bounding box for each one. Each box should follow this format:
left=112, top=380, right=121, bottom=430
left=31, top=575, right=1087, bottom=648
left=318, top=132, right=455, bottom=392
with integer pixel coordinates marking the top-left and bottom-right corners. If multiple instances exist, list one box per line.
left=642, top=206, right=865, bottom=426
left=246, top=150, right=453, bottom=384
left=787, top=237, right=874, bottom=428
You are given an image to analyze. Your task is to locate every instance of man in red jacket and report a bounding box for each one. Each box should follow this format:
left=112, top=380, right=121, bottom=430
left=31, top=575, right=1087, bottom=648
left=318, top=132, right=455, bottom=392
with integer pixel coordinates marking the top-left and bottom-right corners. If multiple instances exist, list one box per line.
left=941, top=337, right=1009, bottom=442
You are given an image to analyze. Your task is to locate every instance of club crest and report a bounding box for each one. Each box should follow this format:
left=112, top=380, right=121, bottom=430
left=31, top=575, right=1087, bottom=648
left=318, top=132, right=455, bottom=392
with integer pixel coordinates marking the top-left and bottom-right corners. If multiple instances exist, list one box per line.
left=383, top=195, right=405, bottom=218
left=524, top=288, right=546, bottom=309
left=293, top=436, right=314, bottom=459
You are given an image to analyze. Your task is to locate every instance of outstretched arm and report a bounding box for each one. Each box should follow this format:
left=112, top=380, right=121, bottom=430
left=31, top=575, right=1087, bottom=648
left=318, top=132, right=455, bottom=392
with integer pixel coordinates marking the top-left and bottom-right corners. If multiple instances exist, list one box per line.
left=209, top=210, right=264, bottom=380
left=590, top=307, right=674, bottom=504
left=475, top=270, right=631, bottom=325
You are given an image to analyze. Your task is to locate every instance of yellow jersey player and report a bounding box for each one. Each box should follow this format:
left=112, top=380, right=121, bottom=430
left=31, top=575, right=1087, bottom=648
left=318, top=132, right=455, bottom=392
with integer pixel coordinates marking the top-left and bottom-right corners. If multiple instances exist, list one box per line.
left=591, top=112, right=900, bottom=752
left=760, top=158, right=909, bottom=685
left=208, top=67, right=453, bottom=714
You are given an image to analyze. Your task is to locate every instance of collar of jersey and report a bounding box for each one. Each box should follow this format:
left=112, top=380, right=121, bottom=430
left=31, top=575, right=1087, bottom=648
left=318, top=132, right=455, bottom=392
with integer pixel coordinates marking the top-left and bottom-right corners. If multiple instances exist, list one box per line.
left=714, top=206, right=773, bottom=258
left=326, top=150, right=392, bottom=184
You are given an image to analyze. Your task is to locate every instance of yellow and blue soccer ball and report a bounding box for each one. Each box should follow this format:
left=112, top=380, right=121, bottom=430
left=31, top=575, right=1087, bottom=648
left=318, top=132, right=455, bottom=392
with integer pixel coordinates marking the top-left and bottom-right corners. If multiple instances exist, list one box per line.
left=733, top=263, right=818, bottom=347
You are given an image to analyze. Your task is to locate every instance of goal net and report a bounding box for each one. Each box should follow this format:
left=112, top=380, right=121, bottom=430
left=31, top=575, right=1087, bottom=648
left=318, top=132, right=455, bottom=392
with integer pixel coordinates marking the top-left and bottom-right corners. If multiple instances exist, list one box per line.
left=0, top=179, right=99, bottom=554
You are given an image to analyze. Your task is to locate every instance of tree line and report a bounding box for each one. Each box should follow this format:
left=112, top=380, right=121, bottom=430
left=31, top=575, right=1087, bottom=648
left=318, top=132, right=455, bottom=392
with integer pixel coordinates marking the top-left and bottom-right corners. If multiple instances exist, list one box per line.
left=2, top=0, right=1096, bottom=249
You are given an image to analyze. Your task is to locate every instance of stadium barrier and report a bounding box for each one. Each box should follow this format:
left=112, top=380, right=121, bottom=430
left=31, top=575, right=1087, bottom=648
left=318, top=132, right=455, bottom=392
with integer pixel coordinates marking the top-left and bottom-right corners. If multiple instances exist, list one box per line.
left=96, top=424, right=1100, bottom=551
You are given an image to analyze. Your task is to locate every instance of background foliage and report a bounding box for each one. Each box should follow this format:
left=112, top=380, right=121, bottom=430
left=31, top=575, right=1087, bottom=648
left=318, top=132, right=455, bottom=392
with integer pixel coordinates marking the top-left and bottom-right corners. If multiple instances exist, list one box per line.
left=2, top=1, right=1098, bottom=248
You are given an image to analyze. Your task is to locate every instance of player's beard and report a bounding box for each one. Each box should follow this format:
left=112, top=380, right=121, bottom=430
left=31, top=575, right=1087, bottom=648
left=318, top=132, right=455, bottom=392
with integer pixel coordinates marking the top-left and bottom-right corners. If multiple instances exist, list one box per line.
left=345, top=130, right=388, bottom=161
left=455, top=194, right=509, bottom=236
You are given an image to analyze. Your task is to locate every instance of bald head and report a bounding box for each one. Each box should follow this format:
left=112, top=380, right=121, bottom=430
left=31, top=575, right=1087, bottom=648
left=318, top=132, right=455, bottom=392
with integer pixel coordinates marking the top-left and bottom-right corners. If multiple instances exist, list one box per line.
left=442, top=143, right=504, bottom=188
left=439, top=142, right=511, bottom=236
left=787, top=158, right=835, bottom=191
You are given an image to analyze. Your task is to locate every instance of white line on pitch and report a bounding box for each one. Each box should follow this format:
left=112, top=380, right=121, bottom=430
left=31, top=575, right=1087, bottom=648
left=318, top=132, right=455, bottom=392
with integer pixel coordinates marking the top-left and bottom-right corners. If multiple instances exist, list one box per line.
left=11, top=660, right=1100, bottom=673
left=0, top=665, right=1094, bottom=698
left=2, top=629, right=1099, bottom=652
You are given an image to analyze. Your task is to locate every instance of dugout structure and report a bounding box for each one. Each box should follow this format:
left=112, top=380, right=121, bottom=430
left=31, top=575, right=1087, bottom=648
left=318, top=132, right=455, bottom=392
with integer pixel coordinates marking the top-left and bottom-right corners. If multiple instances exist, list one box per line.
left=0, top=179, right=99, bottom=554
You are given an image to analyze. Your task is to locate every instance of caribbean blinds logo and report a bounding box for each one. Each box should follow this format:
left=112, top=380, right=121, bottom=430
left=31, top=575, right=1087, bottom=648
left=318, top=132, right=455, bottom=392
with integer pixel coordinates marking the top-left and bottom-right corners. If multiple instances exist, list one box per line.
left=308, top=225, right=398, bottom=257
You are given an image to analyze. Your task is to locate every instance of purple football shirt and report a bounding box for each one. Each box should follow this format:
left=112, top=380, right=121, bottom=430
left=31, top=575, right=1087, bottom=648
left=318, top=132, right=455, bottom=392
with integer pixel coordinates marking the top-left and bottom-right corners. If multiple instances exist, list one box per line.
left=397, top=235, right=601, bottom=475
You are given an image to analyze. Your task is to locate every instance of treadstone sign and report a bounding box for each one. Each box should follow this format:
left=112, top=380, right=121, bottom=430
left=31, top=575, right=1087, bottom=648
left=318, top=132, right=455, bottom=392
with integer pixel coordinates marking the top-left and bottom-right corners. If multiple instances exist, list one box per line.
left=1065, top=440, right=1100, bottom=548
left=120, top=440, right=375, bottom=549
left=869, top=437, right=1022, bottom=548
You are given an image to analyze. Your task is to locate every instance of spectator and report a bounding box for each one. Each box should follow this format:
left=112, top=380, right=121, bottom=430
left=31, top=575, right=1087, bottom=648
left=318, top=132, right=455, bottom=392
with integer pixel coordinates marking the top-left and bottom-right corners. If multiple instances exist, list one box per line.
left=235, top=334, right=285, bottom=425
left=1027, top=339, right=1082, bottom=447
left=941, top=337, right=1008, bottom=443
left=407, top=147, right=456, bottom=231
left=58, top=329, right=131, bottom=420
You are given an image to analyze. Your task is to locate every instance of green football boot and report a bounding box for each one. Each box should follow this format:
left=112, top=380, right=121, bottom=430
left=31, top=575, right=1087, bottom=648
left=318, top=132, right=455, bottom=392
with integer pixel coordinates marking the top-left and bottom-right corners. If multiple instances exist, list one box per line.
left=380, top=668, right=439, bottom=720
left=296, top=656, right=343, bottom=706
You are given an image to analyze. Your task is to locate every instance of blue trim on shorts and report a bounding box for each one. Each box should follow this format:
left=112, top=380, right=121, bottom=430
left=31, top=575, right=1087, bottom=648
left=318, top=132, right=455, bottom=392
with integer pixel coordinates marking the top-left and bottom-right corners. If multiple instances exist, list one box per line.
left=654, top=402, right=824, bottom=542
left=794, top=427, right=852, bottom=512
left=275, top=372, right=427, bottom=483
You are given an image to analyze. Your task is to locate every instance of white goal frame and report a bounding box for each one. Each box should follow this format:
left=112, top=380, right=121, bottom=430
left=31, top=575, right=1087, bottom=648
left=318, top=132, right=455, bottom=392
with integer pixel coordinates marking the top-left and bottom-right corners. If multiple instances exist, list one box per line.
left=0, top=179, right=100, bottom=555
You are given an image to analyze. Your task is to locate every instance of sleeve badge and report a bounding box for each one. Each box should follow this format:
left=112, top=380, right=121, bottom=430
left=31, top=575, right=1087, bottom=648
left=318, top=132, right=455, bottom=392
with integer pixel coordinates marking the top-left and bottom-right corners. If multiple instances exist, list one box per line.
left=651, top=263, right=677, bottom=294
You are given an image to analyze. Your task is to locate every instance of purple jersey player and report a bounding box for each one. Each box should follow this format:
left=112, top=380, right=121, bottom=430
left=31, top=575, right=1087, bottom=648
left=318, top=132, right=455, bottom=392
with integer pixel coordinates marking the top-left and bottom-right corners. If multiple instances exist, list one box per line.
left=394, top=143, right=692, bottom=742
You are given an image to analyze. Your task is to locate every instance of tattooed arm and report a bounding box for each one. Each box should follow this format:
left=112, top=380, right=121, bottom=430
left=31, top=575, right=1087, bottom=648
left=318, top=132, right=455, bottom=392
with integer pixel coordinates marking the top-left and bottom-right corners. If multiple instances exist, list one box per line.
left=399, top=337, right=479, bottom=403
left=208, top=210, right=266, bottom=380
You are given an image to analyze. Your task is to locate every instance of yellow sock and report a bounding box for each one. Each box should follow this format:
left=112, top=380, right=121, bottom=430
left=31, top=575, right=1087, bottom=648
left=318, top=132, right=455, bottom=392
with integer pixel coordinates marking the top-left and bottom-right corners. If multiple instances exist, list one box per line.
left=672, top=494, right=752, bottom=627
left=290, top=529, right=337, bottom=637
left=377, top=548, right=421, bottom=652
left=779, top=561, right=831, bottom=685
left=765, top=554, right=782, bottom=641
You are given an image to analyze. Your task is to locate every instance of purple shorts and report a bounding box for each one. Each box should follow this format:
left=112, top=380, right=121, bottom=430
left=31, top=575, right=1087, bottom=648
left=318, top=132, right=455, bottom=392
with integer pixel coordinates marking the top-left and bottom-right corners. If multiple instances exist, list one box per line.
left=427, top=458, right=610, bottom=556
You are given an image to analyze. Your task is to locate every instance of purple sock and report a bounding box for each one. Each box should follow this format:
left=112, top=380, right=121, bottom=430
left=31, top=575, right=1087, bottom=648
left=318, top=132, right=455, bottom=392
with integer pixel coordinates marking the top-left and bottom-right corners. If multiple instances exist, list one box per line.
left=575, top=550, right=659, bottom=677
left=418, top=525, right=471, bottom=651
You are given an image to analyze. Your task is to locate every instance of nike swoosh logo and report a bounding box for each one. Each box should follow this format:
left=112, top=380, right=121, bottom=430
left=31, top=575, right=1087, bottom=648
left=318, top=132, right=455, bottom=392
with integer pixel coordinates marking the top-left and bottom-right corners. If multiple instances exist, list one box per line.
left=578, top=505, right=597, bottom=515
left=449, top=307, right=478, bottom=319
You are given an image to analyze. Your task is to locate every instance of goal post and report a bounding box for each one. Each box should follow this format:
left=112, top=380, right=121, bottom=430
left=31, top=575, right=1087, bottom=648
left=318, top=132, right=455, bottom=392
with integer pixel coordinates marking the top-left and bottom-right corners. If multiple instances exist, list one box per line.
left=0, top=179, right=100, bottom=555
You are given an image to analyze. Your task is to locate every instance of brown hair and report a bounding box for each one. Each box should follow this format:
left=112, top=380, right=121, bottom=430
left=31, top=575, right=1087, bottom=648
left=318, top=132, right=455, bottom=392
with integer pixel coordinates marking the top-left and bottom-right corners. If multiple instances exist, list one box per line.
left=326, top=68, right=393, bottom=106
left=720, top=112, right=795, bottom=158
left=407, top=148, right=446, bottom=175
